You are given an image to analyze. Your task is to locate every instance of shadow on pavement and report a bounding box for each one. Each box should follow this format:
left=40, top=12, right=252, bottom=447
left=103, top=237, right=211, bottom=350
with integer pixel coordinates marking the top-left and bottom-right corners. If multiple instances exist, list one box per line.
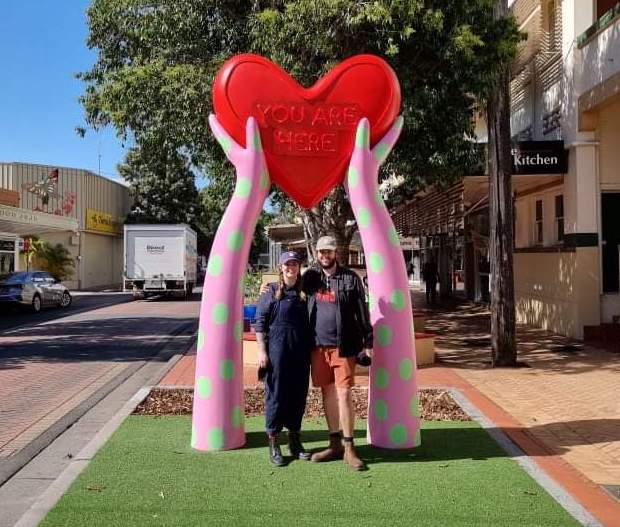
left=0, top=316, right=197, bottom=369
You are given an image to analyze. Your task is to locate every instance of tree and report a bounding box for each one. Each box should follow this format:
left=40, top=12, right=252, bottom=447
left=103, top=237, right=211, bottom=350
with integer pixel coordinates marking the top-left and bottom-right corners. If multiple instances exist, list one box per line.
left=79, top=0, right=520, bottom=257
left=486, top=0, right=517, bottom=366
left=41, top=243, right=75, bottom=281
left=119, top=146, right=200, bottom=226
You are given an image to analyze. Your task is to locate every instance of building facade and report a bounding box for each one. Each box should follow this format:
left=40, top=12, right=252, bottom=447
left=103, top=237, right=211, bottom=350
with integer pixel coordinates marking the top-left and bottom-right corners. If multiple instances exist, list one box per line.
left=0, top=162, right=131, bottom=290
left=392, top=0, right=620, bottom=340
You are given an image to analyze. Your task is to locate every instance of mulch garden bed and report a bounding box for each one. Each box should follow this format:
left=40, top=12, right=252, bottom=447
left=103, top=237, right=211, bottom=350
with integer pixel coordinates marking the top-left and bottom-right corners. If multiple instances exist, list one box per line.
left=134, top=387, right=470, bottom=421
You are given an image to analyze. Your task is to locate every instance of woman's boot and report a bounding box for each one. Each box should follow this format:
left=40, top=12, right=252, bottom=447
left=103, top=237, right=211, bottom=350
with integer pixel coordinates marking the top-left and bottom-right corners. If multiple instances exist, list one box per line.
left=268, top=435, right=284, bottom=466
left=288, top=431, right=311, bottom=460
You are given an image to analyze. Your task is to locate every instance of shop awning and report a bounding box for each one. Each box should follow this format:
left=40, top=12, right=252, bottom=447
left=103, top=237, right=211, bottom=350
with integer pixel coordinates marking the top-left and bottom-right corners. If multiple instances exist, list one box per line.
left=0, top=204, right=79, bottom=236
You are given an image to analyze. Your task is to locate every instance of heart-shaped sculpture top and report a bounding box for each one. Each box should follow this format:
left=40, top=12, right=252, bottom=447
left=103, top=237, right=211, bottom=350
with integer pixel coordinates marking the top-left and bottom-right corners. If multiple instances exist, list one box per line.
left=212, top=54, right=401, bottom=208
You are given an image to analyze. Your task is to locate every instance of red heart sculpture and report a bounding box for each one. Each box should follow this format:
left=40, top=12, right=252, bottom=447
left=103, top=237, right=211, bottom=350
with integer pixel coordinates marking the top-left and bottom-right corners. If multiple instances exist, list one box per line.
left=213, top=54, right=401, bottom=208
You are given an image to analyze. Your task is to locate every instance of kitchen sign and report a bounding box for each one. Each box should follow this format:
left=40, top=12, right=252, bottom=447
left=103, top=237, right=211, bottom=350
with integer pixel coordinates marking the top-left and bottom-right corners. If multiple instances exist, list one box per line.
left=511, top=141, right=568, bottom=175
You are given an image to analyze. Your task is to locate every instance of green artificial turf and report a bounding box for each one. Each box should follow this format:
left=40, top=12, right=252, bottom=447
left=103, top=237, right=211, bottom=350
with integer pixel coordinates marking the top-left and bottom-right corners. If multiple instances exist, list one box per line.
left=41, top=416, right=579, bottom=527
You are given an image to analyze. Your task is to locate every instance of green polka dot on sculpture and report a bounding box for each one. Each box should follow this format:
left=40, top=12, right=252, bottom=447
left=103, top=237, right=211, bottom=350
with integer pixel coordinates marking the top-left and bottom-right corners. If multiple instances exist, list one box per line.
left=388, top=226, right=400, bottom=247
left=390, top=423, right=407, bottom=446
left=231, top=405, right=243, bottom=428
left=377, top=324, right=393, bottom=347
left=260, top=170, right=270, bottom=190
left=410, top=394, right=421, bottom=417
left=357, top=208, right=371, bottom=228
left=374, top=399, right=388, bottom=421
left=197, top=329, right=205, bottom=351
left=390, top=289, right=406, bottom=311
left=369, top=252, right=384, bottom=273
left=220, top=359, right=234, bottom=380
left=207, top=255, right=223, bottom=276
left=253, top=131, right=262, bottom=151
left=233, top=321, right=243, bottom=342
left=218, top=135, right=232, bottom=153
left=348, top=167, right=359, bottom=188
left=399, top=358, right=414, bottom=381
left=212, top=303, right=229, bottom=325
left=235, top=178, right=252, bottom=198
left=374, top=142, right=390, bottom=163
left=208, top=427, right=225, bottom=450
left=356, top=124, right=369, bottom=147
left=374, top=367, right=389, bottom=389
left=227, top=230, right=243, bottom=252
left=196, top=376, right=212, bottom=399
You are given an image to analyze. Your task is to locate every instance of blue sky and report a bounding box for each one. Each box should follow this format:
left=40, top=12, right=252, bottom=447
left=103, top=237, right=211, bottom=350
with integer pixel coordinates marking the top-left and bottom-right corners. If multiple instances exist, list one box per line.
left=0, top=1, right=127, bottom=184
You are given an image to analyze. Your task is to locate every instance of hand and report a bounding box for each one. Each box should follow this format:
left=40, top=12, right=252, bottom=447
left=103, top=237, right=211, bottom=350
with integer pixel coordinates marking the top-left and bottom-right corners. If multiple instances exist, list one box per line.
left=258, top=351, right=269, bottom=369
left=363, top=347, right=373, bottom=359
left=259, top=283, right=270, bottom=295
left=208, top=114, right=270, bottom=185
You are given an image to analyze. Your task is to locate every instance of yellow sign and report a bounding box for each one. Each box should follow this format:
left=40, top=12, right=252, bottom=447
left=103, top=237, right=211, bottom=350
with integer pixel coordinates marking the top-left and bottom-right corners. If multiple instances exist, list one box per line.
left=86, top=209, right=122, bottom=234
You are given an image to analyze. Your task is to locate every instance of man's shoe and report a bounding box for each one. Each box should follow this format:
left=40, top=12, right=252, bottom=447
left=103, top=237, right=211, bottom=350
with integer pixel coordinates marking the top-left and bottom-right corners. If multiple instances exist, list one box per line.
left=269, top=436, right=284, bottom=467
left=343, top=441, right=365, bottom=471
left=311, top=432, right=344, bottom=462
left=288, top=431, right=311, bottom=461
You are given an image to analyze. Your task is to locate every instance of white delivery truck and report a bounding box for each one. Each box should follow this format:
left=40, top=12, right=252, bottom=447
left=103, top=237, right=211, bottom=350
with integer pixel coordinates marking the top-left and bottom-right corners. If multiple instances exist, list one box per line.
left=123, top=224, right=197, bottom=300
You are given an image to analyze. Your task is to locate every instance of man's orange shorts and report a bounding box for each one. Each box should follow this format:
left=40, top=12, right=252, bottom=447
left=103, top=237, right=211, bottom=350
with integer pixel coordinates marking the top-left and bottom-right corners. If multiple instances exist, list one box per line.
left=311, top=346, right=356, bottom=388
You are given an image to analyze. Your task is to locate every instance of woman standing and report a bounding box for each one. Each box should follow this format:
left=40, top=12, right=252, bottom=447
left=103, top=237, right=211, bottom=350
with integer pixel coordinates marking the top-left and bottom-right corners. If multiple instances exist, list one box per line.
left=255, top=251, right=312, bottom=466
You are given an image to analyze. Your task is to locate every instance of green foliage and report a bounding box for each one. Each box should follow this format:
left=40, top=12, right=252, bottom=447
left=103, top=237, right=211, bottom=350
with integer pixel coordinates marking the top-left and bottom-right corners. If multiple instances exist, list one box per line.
left=243, top=270, right=264, bottom=303
left=119, top=146, right=200, bottom=225
left=79, top=0, right=521, bottom=245
left=30, top=242, right=75, bottom=281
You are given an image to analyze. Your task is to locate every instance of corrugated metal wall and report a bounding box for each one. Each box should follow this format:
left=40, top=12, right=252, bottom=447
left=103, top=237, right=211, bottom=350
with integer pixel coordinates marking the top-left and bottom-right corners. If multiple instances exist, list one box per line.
left=0, top=162, right=130, bottom=228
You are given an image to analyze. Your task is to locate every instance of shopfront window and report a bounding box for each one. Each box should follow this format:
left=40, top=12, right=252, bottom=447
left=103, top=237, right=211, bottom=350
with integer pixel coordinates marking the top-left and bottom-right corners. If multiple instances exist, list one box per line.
left=535, top=200, right=544, bottom=245
left=0, top=239, right=16, bottom=279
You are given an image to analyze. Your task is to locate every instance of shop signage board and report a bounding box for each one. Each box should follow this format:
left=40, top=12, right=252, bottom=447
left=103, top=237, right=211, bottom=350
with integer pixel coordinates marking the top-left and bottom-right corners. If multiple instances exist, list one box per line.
left=511, top=141, right=568, bottom=175
left=86, top=209, right=122, bottom=235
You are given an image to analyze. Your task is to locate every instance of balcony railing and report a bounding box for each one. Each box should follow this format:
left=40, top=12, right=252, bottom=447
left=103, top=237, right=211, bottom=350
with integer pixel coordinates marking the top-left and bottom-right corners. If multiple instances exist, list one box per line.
left=577, top=2, right=620, bottom=48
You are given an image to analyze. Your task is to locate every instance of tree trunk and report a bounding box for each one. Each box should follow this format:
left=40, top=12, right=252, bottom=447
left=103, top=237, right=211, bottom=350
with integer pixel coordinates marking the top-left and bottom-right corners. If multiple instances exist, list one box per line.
left=301, top=187, right=356, bottom=266
left=486, top=0, right=517, bottom=367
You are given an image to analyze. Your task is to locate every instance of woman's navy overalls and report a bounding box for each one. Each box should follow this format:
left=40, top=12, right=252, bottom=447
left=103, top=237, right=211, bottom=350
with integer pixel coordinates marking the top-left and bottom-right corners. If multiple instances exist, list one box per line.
left=255, top=283, right=311, bottom=435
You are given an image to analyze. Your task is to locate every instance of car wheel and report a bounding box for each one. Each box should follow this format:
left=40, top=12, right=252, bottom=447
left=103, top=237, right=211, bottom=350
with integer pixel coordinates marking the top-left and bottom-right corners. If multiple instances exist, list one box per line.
left=59, top=291, right=72, bottom=308
left=31, top=294, right=42, bottom=313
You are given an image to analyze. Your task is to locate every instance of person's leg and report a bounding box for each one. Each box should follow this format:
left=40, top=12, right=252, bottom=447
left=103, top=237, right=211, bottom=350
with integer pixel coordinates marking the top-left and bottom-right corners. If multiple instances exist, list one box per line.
left=310, top=348, right=344, bottom=462
left=425, top=280, right=431, bottom=303
left=322, top=383, right=341, bottom=433
left=287, top=360, right=311, bottom=460
left=334, top=357, right=365, bottom=471
left=336, top=386, right=354, bottom=438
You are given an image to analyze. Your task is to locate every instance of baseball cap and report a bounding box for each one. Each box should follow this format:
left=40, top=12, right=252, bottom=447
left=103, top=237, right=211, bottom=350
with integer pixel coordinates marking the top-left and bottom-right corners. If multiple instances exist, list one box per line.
left=279, top=251, right=302, bottom=265
left=316, top=236, right=337, bottom=251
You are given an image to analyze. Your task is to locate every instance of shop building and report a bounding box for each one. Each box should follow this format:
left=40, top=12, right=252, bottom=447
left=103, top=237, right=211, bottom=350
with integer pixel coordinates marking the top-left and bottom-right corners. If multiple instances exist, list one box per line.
left=0, top=162, right=130, bottom=290
left=392, top=0, right=620, bottom=340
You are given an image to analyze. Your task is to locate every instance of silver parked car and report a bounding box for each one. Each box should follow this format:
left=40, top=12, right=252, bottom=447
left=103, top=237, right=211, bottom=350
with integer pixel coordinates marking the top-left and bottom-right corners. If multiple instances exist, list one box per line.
left=0, top=271, right=72, bottom=313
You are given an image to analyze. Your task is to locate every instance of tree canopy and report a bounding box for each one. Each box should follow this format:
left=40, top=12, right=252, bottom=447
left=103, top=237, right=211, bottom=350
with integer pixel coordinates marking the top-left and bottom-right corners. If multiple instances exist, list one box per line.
left=79, top=0, right=520, bottom=255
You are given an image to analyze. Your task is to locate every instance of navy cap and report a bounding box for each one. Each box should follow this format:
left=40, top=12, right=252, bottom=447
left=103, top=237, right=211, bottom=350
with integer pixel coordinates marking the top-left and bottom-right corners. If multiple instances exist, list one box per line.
left=279, top=251, right=302, bottom=265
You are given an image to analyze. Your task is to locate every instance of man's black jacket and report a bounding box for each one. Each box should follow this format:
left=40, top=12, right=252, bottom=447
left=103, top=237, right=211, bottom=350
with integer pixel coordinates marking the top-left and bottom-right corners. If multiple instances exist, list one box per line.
left=303, top=265, right=373, bottom=358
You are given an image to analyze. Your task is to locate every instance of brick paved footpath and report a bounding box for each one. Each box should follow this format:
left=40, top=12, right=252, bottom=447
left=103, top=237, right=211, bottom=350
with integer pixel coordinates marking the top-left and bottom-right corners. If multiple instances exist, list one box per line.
left=161, top=292, right=620, bottom=527
left=0, top=298, right=198, bottom=461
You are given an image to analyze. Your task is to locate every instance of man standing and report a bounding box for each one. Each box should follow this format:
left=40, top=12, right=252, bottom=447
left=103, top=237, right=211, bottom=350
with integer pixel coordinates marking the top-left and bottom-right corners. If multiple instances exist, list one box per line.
left=303, top=236, right=373, bottom=471
left=422, top=258, right=439, bottom=304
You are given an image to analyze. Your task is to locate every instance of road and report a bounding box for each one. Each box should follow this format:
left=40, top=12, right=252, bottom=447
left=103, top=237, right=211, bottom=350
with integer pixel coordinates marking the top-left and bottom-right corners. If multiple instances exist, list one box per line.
left=0, top=290, right=200, bottom=486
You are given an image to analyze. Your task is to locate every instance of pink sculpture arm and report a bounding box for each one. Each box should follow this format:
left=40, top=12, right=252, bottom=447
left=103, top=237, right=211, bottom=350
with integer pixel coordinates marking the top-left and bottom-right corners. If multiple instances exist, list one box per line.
left=192, top=116, right=270, bottom=451
left=345, top=117, right=421, bottom=448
